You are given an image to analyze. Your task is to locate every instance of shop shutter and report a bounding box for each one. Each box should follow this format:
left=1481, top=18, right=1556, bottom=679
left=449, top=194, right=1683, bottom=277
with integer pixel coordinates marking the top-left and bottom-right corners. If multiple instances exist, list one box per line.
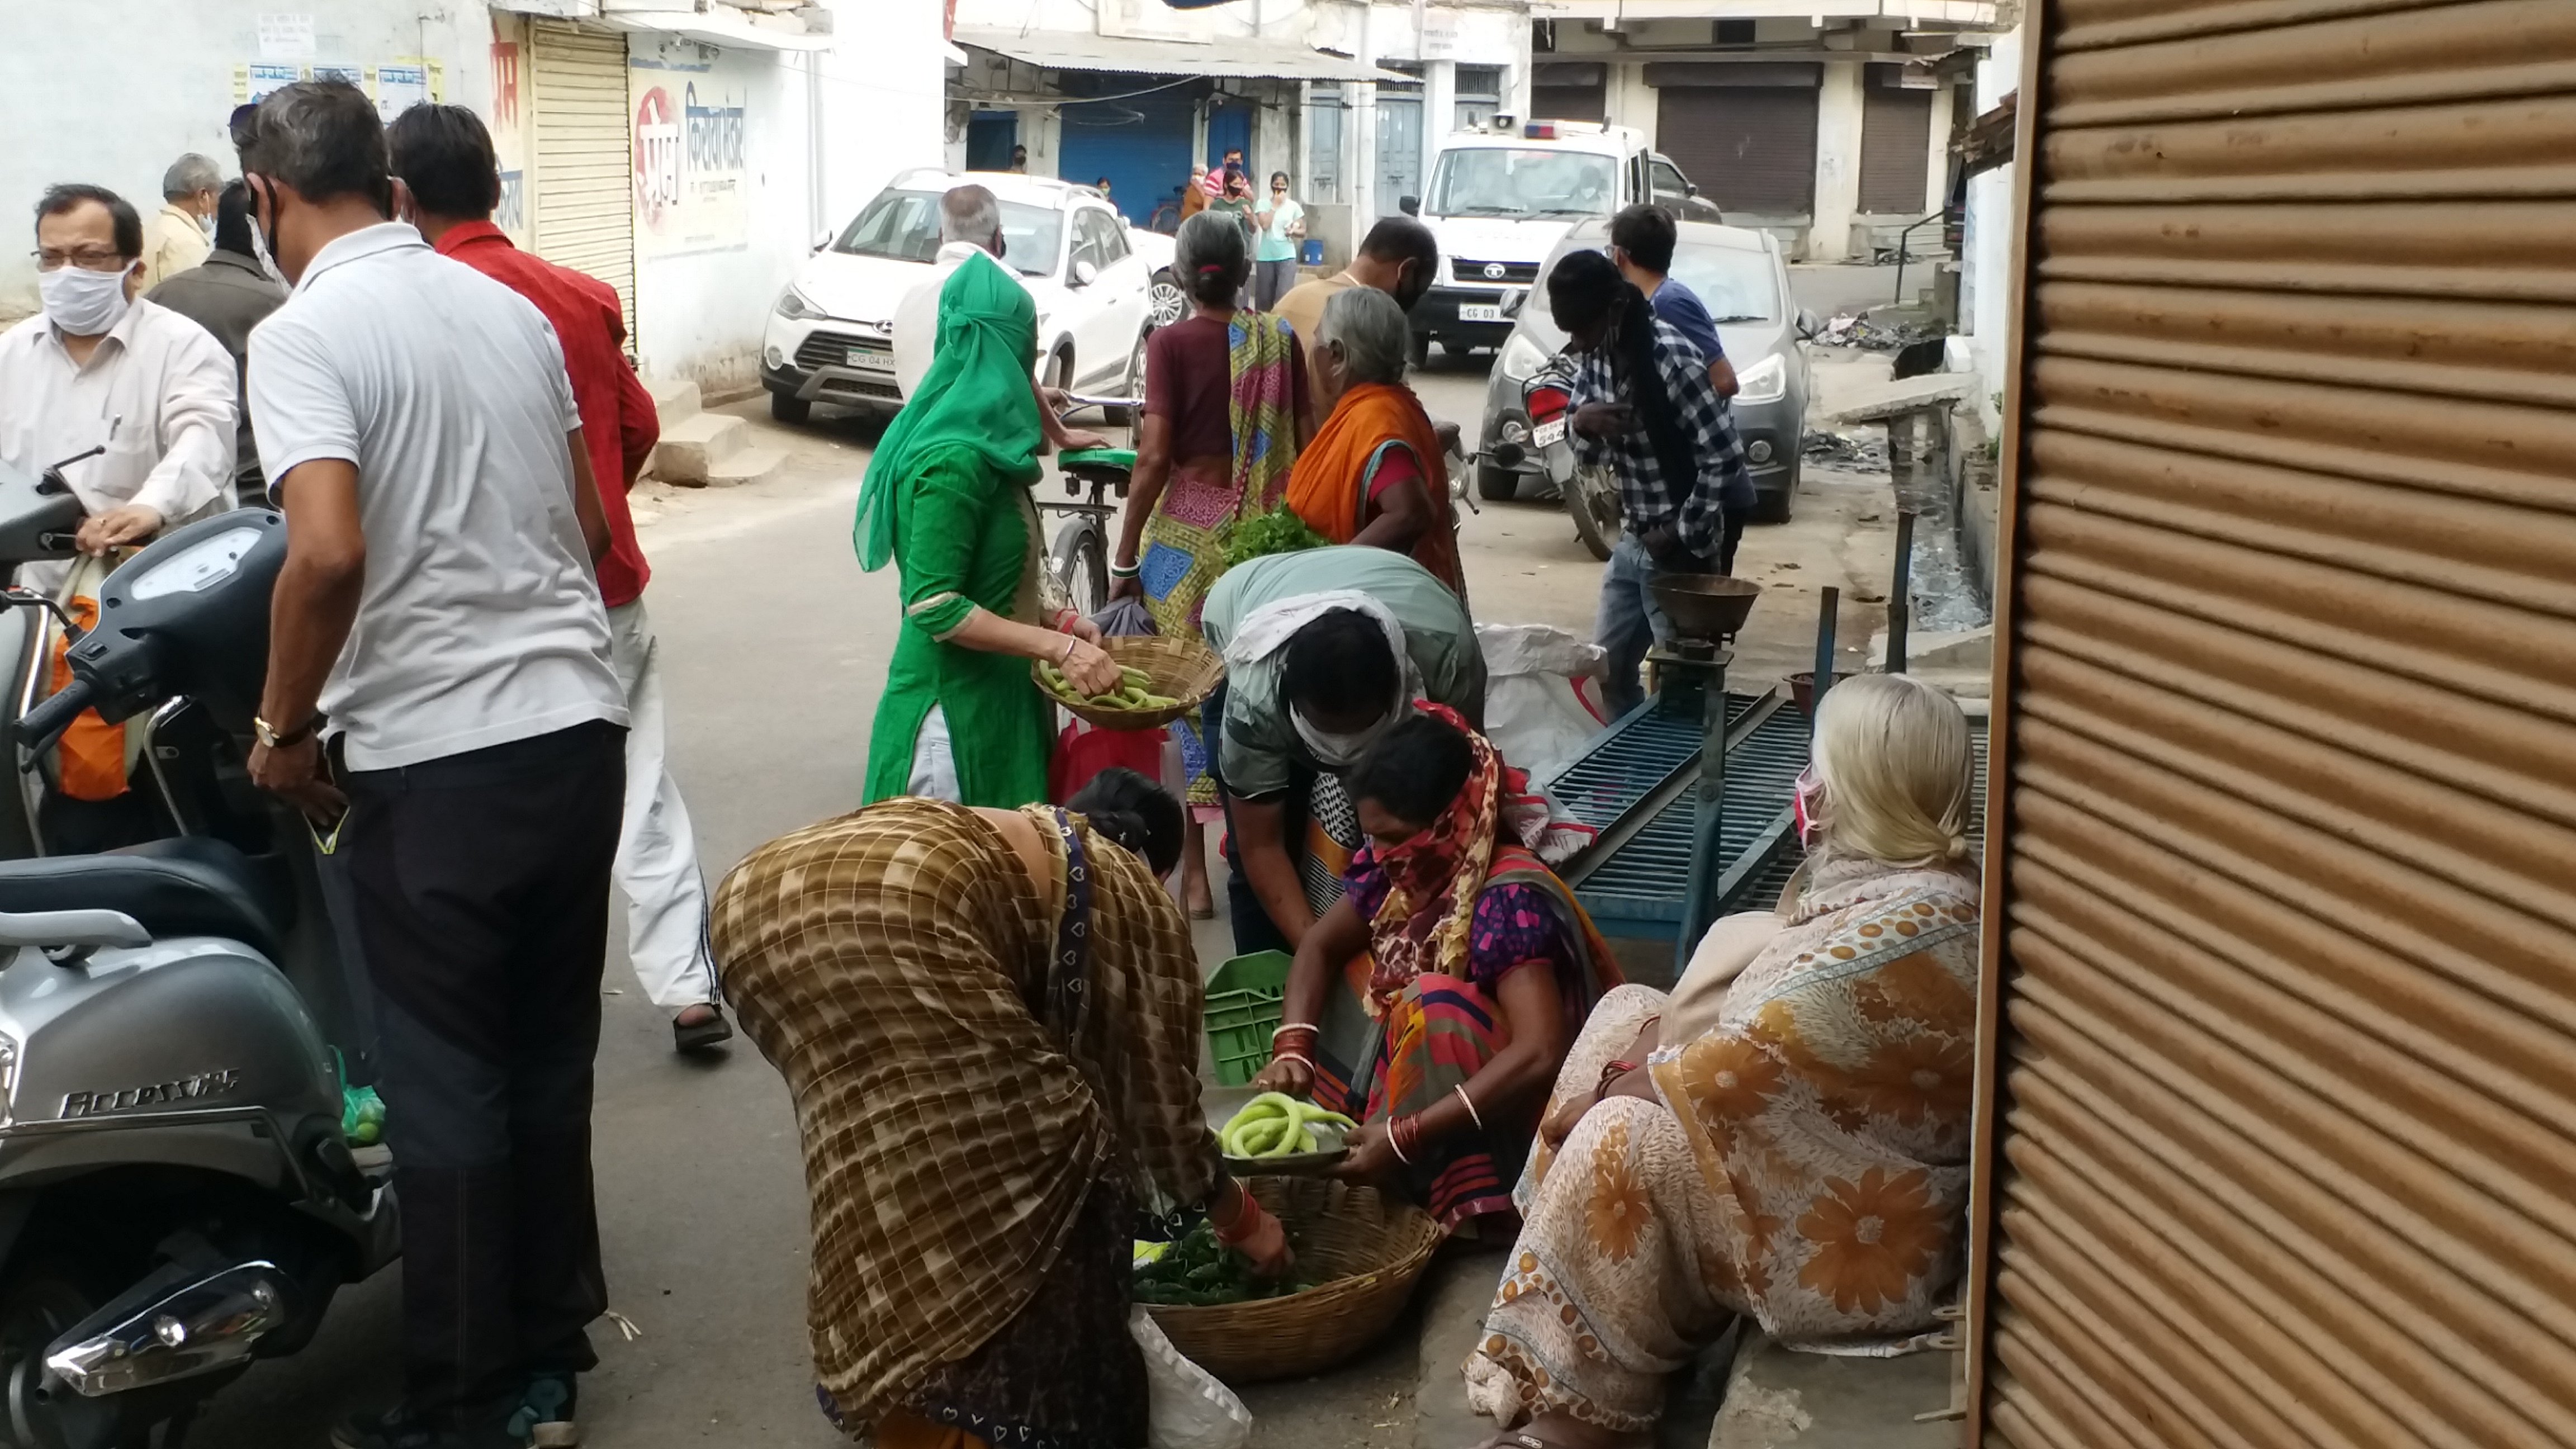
left=1654, top=87, right=1817, bottom=216
left=1969, top=4, right=2576, bottom=1449
left=1532, top=83, right=1607, bottom=124
left=1059, top=97, right=1196, bottom=227
left=1857, top=72, right=1932, bottom=215
left=529, top=21, right=636, bottom=344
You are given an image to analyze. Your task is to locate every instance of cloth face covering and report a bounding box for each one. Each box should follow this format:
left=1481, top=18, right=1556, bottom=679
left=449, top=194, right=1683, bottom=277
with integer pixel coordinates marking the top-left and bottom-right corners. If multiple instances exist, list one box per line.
left=37, top=263, right=132, bottom=335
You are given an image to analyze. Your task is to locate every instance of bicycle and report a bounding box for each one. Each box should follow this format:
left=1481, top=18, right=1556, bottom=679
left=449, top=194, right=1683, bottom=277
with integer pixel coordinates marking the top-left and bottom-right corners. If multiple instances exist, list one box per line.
left=1042, top=393, right=1139, bottom=616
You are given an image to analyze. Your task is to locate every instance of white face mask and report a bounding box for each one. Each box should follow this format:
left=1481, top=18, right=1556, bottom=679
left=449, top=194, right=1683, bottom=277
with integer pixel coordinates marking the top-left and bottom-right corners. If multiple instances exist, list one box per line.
left=1292, top=703, right=1398, bottom=770
left=199, top=209, right=217, bottom=242
left=37, top=263, right=132, bottom=337
left=248, top=217, right=286, bottom=285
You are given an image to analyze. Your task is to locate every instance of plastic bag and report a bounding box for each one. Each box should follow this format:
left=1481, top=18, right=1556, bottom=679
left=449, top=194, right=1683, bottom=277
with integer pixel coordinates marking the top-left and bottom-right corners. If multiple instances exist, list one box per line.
left=1131, top=1307, right=1252, bottom=1449
left=1091, top=596, right=1157, bottom=638
left=1476, top=623, right=1609, bottom=783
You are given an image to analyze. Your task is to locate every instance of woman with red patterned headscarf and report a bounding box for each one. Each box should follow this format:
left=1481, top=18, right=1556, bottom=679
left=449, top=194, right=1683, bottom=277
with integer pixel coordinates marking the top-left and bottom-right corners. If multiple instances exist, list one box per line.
left=1249, top=706, right=1618, bottom=1234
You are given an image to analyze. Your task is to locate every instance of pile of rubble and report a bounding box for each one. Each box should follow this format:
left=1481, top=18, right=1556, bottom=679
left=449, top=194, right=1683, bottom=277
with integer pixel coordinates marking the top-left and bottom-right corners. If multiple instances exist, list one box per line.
left=1801, top=428, right=1891, bottom=472
left=1810, top=311, right=1944, bottom=352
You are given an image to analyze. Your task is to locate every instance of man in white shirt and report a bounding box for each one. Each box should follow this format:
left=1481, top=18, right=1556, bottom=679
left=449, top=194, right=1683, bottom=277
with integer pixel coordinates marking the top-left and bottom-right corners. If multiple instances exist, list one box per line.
left=139, top=154, right=221, bottom=290
left=892, top=183, right=1105, bottom=441
left=236, top=80, right=625, bottom=1449
left=0, top=183, right=234, bottom=579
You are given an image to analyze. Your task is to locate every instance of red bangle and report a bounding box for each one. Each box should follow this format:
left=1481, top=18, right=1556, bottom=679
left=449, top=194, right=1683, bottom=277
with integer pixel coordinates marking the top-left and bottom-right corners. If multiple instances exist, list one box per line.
left=1213, top=1191, right=1266, bottom=1246
left=1388, top=1112, right=1422, bottom=1166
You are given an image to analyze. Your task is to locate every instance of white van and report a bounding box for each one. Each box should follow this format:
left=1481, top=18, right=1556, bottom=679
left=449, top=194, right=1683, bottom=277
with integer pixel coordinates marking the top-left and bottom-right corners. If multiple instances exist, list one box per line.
left=1399, top=119, right=1721, bottom=359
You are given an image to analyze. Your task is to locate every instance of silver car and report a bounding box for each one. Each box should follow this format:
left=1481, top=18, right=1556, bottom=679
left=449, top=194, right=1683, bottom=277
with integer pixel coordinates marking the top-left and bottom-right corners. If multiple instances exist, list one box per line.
left=1476, top=219, right=1812, bottom=525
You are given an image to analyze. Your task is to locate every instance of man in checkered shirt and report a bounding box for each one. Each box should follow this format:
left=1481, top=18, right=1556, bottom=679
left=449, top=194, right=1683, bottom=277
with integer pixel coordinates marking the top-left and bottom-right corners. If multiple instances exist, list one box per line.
left=1550, top=248, right=1753, bottom=716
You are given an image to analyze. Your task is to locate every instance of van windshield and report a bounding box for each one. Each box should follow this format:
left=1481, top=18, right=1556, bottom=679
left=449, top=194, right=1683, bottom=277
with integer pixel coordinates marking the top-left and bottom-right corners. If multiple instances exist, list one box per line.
left=832, top=189, right=1063, bottom=279
left=1427, top=149, right=1618, bottom=219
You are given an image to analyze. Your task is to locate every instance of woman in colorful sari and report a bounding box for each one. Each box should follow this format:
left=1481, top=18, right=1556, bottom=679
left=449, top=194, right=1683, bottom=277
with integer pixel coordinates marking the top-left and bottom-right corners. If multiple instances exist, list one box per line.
left=1285, top=284, right=1466, bottom=598
left=1251, top=708, right=1617, bottom=1234
left=713, top=768, right=1294, bottom=1449
left=1110, top=207, right=1315, bottom=913
left=854, top=217, right=1123, bottom=808
left=1459, top=674, right=1982, bottom=1448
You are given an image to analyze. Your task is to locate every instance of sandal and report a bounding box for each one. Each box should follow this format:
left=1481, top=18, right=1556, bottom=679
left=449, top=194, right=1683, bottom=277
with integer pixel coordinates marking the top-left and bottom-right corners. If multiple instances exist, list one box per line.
left=673, top=1004, right=733, bottom=1054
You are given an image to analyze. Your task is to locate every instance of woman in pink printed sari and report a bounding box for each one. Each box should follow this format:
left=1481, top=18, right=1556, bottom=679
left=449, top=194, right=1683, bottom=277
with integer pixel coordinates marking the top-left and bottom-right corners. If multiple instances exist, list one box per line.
left=1252, top=707, right=1619, bottom=1233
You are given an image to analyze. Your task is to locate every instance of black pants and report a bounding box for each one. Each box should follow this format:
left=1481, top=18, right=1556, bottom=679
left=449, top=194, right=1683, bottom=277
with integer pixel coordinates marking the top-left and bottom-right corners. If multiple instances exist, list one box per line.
left=340, top=721, right=626, bottom=1420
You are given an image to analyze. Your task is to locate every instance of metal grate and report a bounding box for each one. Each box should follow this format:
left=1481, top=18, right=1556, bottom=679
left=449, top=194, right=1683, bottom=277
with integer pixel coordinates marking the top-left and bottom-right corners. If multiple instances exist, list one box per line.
left=1546, top=694, right=1758, bottom=833
left=1721, top=723, right=1990, bottom=914
left=1455, top=258, right=1542, bottom=287
left=1575, top=702, right=1809, bottom=924
left=794, top=329, right=892, bottom=373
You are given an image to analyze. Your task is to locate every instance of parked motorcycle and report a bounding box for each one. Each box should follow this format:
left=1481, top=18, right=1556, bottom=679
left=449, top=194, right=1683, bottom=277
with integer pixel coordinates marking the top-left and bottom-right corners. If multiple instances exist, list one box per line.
left=0, top=459, right=392, bottom=1448
left=1521, top=361, right=1622, bottom=563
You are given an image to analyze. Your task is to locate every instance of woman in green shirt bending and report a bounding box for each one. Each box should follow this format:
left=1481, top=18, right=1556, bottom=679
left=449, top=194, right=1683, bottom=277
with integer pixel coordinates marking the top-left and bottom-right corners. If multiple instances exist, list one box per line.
left=853, top=244, right=1123, bottom=808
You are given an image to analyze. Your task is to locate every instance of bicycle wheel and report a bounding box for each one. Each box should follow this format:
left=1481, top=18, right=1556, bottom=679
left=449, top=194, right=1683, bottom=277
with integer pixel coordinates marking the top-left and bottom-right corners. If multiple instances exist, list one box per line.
left=1052, top=518, right=1108, bottom=617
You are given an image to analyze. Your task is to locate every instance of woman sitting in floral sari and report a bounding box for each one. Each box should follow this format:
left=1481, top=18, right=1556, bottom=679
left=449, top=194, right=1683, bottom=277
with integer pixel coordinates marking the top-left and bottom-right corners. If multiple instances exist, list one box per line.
left=1251, top=707, right=1617, bottom=1234
left=1461, top=674, right=1982, bottom=1448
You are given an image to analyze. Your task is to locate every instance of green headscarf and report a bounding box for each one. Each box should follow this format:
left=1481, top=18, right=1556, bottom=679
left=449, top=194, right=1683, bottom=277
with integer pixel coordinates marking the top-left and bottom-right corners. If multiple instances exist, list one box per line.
left=854, top=249, right=1044, bottom=570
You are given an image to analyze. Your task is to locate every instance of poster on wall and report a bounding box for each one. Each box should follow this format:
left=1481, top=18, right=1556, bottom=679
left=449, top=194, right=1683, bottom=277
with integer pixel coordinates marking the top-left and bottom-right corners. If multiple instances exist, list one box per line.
left=376, top=63, right=431, bottom=121
left=630, top=47, right=749, bottom=259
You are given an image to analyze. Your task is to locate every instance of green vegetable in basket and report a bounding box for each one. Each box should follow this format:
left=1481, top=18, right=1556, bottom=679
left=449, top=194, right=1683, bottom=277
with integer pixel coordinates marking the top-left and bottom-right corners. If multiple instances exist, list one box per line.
left=1130, top=1218, right=1321, bottom=1305
left=1037, top=661, right=1179, bottom=711
left=1219, top=505, right=1330, bottom=569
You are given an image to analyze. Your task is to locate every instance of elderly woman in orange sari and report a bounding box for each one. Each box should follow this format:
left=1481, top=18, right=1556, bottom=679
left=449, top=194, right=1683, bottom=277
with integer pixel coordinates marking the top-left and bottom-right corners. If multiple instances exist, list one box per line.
left=1459, top=674, right=1983, bottom=1449
left=1283, top=285, right=1465, bottom=598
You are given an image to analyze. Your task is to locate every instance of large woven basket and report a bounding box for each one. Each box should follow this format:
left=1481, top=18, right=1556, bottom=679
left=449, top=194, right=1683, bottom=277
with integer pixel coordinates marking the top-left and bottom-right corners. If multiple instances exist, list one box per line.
left=1039, top=634, right=1224, bottom=731
left=1143, top=1177, right=1445, bottom=1384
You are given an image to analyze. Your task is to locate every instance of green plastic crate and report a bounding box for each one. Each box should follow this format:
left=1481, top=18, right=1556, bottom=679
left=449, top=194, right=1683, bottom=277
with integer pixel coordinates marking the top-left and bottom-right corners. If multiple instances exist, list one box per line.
left=1203, top=950, right=1291, bottom=1086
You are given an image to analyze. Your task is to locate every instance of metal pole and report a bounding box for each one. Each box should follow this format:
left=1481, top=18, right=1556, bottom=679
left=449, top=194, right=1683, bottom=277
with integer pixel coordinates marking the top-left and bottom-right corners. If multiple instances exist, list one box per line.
left=1677, top=651, right=1730, bottom=978
left=1888, top=509, right=1916, bottom=675
left=1812, top=585, right=1840, bottom=728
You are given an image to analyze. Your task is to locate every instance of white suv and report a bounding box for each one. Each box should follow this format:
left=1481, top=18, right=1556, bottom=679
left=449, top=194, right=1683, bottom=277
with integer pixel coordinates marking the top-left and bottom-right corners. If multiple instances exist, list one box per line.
left=761, top=169, right=1181, bottom=423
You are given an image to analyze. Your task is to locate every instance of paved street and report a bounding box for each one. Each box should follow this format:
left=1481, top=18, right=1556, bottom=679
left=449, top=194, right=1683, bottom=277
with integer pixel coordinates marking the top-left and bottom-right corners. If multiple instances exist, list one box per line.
left=186, top=326, right=1901, bottom=1448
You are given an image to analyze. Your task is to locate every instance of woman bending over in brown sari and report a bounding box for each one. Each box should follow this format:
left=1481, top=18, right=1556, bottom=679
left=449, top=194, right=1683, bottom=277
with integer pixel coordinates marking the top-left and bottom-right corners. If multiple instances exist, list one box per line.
left=713, top=769, right=1291, bottom=1449
left=1460, top=675, right=1982, bottom=1448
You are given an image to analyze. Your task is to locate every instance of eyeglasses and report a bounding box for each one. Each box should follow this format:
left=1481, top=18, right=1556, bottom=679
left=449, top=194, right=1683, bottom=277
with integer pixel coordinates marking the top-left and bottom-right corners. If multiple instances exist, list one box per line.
left=32, top=248, right=129, bottom=273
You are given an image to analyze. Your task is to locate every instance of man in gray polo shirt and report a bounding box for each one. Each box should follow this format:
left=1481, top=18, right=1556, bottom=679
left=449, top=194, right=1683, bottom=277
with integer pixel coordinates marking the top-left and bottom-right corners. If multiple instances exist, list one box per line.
left=237, top=81, right=624, bottom=1449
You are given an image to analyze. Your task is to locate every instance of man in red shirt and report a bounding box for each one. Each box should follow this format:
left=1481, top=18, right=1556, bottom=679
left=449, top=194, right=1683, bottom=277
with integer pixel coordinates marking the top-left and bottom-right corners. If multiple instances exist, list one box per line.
left=389, top=104, right=731, bottom=1059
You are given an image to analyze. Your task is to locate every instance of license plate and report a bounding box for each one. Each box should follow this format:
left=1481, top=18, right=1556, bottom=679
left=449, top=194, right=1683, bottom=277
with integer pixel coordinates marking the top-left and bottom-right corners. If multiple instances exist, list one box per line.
left=1459, top=304, right=1504, bottom=323
left=1532, top=418, right=1567, bottom=448
left=847, top=348, right=896, bottom=372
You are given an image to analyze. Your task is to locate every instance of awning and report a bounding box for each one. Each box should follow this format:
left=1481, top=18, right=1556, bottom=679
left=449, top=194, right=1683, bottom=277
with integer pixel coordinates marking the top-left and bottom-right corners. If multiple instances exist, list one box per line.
left=602, top=7, right=833, bottom=53
left=950, top=26, right=1405, bottom=84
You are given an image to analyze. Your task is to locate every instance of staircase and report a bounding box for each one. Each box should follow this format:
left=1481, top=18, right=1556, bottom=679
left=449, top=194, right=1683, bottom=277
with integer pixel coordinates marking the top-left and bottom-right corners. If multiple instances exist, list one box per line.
left=644, top=378, right=785, bottom=488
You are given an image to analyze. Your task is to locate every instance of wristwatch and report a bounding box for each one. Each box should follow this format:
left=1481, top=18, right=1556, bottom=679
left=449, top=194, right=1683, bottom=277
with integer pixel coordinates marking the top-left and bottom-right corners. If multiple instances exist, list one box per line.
left=253, top=714, right=320, bottom=750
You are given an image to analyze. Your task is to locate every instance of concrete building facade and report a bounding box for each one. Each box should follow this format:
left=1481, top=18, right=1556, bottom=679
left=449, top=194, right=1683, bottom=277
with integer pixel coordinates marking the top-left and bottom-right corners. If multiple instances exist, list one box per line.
left=1530, top=0, right=2000, bottom=260
left=0, top=0, right=951, bottom=393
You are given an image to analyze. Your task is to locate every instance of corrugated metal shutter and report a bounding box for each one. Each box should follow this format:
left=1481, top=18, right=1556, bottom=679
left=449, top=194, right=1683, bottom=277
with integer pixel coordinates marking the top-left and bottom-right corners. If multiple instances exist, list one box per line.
left=1654, top=87, right=1817, bottom=215
left=1532, top=83, right=1607, bottom=123
left=1969, top=4, right=2576, bottom=1448
left=1857, top=70, right=1931, bottom=215
left=1059, top=98, right=1196, bottom=227
left=529, top=22, right=635, bottom=344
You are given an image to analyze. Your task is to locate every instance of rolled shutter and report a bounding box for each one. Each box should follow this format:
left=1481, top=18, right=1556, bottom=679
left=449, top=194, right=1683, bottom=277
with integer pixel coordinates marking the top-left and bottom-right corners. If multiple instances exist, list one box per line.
left=1971, top=4, right=2576, bottom=1448
left=529, top=21, right=636, bottom=344
left=1858, top=71, right=1932, bottom=215
left=1654, top=86, right=1818, bottom=216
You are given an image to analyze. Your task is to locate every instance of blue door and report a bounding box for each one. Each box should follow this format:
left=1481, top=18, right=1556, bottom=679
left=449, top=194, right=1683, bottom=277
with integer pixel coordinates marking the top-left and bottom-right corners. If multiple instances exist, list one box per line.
left=1060, top=97, right=1195, bottom=227
left=966, top=111, right=1018, bottom=172
left=1206, top=101, right=1254, bottom=179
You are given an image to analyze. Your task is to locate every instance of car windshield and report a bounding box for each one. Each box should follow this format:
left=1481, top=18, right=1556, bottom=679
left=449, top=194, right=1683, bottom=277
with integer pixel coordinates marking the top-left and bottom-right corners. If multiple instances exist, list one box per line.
left=832, top=189, right=1063, bottom=280
left=1427, top=148, right=1618, bottom=219
left=1667, top=244, right=1779, bottom=324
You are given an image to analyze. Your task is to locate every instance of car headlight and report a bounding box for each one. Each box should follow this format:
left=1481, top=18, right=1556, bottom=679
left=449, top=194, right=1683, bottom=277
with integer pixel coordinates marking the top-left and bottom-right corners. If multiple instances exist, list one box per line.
left=1499, top=332, right=1552, bottom=382
left=1733, top=353, right=1788, bottom=405
left=774, top=287, right=825, bottom=321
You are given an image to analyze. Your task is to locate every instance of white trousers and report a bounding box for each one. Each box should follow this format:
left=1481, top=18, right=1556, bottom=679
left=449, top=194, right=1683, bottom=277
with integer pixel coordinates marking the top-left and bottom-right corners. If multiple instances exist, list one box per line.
left=907, top=703, right=962, bottom=802
left=608, top=599, right=719, bottom=1008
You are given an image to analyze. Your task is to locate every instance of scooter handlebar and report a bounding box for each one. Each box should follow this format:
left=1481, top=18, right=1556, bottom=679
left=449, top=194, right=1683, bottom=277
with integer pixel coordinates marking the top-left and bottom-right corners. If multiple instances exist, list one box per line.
left=15, top=676, right=93, bottom=754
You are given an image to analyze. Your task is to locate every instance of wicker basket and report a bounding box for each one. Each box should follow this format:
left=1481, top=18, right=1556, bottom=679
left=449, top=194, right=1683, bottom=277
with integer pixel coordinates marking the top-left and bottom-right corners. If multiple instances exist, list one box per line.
left=1143, top=1177, right=1445, bottom=1384
left=1039, top=634, right=1224, bottom=731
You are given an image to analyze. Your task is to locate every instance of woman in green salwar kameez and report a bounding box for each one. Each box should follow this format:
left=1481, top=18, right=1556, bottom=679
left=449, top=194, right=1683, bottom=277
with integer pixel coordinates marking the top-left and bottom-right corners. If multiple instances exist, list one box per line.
left=855, top=241, right=1123, bottom=807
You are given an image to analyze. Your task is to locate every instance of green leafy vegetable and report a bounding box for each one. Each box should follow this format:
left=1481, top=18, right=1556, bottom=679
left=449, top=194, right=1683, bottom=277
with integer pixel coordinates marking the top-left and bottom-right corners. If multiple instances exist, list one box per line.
left=1220, top=505, right=1330, bottom=570
left=1131, top=1218, right=1322, bottom=1305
